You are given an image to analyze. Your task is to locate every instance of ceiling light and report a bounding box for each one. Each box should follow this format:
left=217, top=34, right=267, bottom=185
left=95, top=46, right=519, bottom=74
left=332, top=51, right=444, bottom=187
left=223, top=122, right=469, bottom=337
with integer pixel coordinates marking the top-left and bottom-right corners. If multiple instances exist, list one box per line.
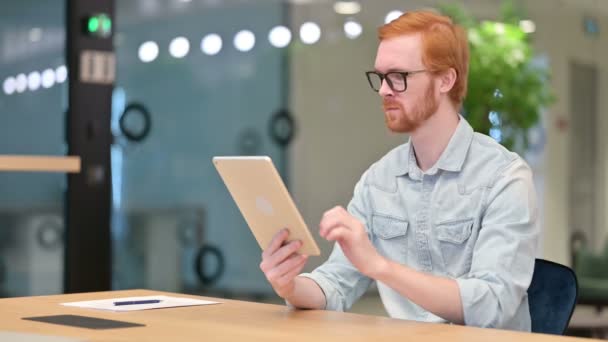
left=385, top=10, right=403, bottom=24
left=201, top=34, right=222, bottom=55
left=300, top=22, right=321, bottom=45
left=27, top=71, right=41, bottom=91
left=269, top=26, right=292, bottom=48
left=333, top=1, right=361, bottom=15
left=344, top=20, right=362, bottom=39
left=138, top=41, right=159, bottom=62
left=169, top=37, right=190, bottom=58
left=55, top=66, right=67, bottom=83
left=41, top=69, right=55, bottom=88
left=234, top=30, right=256, bottom=52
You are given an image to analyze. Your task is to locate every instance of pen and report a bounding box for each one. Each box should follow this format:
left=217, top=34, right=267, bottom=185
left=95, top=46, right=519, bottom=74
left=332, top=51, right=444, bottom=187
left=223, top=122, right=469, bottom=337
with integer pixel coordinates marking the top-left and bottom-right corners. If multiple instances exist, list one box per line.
left=114, top=299, right=162, bottom=306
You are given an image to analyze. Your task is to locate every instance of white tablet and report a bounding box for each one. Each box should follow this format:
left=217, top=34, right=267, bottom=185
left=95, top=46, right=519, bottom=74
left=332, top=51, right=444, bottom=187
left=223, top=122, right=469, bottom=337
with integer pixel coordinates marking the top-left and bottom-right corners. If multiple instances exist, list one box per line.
left=213, top=156, right=320, bottom=256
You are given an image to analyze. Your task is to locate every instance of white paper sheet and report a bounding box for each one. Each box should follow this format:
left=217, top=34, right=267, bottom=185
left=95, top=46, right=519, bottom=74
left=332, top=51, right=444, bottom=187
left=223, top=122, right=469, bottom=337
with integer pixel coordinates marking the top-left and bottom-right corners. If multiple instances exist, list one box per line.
left=0, top=332, right=84, bottom=342
left=61, top=295, right=219, bottom=312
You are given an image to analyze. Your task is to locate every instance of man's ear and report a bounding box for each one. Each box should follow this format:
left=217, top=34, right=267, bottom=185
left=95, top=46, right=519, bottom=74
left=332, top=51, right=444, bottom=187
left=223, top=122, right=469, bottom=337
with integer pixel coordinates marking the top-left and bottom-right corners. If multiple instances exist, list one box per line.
left=438, top=68, right=457, bottom=94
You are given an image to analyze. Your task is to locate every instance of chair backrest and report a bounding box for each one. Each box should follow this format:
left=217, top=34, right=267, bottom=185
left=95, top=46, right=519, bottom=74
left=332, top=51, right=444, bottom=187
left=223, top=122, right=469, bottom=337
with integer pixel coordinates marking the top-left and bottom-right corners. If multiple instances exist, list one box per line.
left=528, top=259, right=578, bottom=335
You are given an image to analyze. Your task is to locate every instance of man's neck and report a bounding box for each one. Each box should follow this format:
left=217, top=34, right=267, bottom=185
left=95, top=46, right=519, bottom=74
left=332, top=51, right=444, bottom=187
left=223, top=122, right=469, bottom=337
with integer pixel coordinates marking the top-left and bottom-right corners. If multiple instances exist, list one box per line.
left=410, top=104, right=460, bottom=172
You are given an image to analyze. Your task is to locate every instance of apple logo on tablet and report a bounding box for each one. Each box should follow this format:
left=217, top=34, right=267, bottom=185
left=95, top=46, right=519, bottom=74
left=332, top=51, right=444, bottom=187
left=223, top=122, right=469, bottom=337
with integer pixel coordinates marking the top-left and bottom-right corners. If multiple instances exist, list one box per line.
left=256, top=196, right=274, bottom=216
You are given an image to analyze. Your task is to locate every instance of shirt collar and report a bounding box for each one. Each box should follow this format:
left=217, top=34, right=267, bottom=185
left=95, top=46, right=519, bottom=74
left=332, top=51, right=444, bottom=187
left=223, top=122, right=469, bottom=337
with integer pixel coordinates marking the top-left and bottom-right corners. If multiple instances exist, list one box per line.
left=393, top=115, right=474, bottom=177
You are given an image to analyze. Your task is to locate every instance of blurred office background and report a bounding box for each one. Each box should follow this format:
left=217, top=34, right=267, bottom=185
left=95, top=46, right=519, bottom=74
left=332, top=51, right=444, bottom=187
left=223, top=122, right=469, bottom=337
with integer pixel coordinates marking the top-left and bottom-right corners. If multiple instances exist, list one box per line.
left=0, top=0, right=607, bottom=338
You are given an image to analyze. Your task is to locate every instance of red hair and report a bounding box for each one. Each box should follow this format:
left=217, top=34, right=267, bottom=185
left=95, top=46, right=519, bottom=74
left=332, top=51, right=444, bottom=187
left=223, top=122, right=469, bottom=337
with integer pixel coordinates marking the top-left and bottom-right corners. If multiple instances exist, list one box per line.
left=379, top=10, right=469, bottom=107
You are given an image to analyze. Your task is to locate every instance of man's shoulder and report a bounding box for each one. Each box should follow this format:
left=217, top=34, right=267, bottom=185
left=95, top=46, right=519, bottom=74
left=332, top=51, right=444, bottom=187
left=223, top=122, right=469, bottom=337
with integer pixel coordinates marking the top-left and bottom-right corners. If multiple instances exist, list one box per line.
left=465, top=132, right=531, bottom=184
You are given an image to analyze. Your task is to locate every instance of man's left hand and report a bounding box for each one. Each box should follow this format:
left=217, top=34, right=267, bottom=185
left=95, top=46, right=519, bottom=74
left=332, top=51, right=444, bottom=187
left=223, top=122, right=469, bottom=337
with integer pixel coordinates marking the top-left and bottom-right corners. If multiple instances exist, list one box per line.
left=319, top=206, right=386, bottom=277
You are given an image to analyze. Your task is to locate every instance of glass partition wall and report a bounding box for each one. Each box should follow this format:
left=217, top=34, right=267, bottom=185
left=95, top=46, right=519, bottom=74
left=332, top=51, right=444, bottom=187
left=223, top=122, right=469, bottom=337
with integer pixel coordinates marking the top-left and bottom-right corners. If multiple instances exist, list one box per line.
left=0, top=0, right=67, bottom=297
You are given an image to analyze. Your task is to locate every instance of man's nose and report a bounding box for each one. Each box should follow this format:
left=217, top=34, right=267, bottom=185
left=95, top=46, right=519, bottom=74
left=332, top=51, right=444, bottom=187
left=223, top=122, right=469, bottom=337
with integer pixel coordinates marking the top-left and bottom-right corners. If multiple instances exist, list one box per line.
left=378, top=78, right=394, bottom=97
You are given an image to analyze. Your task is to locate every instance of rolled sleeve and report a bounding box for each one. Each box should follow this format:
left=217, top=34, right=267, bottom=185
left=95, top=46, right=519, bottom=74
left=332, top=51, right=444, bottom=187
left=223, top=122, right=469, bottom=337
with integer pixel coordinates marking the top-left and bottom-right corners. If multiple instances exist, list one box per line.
left=285, top=272, right=334, bottom=310
left=298, top=243, right=373, bottom=311
left=297, top=272, right=336, bottom=310
left=457, top=159, right=539, bottom=330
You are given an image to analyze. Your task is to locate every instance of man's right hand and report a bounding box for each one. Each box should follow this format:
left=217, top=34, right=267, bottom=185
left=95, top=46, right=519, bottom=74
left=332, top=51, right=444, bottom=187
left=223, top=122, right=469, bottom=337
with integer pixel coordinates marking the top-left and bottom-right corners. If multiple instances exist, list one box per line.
left=259, top=228, right=309, bottom=299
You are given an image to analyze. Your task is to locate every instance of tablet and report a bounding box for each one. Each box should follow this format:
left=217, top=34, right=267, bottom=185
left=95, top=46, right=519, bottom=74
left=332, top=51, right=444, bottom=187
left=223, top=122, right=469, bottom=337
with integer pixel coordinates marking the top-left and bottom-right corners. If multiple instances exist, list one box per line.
left=213, top=156, right=320, bottom=256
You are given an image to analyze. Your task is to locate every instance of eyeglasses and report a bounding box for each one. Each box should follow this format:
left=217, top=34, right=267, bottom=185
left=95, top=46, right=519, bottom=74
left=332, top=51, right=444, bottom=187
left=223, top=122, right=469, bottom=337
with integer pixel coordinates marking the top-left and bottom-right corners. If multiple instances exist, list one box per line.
left=365, top=70, right=427, bottom=93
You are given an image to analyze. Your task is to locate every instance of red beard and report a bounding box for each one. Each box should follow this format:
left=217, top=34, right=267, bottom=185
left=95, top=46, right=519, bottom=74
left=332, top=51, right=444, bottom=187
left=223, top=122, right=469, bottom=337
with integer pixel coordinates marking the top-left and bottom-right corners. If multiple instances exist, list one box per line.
left=382, top=81, right=439, bottom=133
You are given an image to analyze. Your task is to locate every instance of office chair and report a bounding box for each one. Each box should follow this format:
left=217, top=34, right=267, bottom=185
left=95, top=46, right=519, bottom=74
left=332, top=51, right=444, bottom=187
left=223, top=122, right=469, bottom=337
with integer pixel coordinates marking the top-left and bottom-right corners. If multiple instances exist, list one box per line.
left=528, top=258, right=578, bottom=335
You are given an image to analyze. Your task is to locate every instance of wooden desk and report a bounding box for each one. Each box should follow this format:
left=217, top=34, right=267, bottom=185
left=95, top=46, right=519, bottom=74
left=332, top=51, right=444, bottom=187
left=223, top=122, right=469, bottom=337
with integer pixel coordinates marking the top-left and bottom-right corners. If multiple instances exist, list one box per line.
left=0, top=289, right=595, bottom=341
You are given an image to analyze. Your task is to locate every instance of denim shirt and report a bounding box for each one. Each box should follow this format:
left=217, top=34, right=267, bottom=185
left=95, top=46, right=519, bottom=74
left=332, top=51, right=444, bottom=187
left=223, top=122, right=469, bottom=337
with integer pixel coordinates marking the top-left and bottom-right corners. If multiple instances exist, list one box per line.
left=299, top=117, right=539, bottom=331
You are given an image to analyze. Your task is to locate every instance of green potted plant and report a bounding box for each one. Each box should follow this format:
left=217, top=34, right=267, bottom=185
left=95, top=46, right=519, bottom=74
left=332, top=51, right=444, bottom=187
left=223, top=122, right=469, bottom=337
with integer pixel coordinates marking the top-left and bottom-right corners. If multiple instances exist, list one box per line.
left=441, top=1, right=554, bottom=152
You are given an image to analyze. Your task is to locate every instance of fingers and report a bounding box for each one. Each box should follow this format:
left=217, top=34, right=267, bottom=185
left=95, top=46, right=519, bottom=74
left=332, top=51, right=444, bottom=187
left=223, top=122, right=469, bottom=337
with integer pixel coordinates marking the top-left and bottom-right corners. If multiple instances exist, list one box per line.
left=267, top=240, right=302, bottom=267
left=265, top=254, right=308, bottom=284
left=325, top=226, right=351, bottom=242
left=259, top=229, right=307, bottom=299
left=260, top=240, right=302, bottom=273
left=274, top=256, right=308, bottom=288
left=322, top=205, right=347, bottom=219
left=320, top=216, right=344, bottom=238
left=263, top=228, right=289, bottom=259
left=320, top=206, right=359, bottom=238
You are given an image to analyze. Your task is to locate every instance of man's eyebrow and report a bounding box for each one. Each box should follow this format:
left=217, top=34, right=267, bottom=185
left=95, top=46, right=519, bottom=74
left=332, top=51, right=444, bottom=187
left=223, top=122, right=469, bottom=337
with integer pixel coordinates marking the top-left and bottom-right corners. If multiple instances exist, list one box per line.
left=375, top=68, right=406, bottom=73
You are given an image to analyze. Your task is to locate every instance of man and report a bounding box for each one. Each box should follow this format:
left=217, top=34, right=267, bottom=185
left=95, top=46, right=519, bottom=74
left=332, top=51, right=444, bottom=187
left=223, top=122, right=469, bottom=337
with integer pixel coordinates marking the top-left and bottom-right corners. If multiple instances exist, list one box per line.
left=259, top=10, right=538, bottom=331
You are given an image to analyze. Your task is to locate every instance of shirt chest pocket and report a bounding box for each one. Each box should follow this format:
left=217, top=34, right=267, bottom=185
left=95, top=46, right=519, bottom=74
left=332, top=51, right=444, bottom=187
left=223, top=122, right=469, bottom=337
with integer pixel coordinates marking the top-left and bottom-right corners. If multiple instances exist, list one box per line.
left=435, top=218, right=474, bottom=277
left=372, top=214, right=408, bottom=263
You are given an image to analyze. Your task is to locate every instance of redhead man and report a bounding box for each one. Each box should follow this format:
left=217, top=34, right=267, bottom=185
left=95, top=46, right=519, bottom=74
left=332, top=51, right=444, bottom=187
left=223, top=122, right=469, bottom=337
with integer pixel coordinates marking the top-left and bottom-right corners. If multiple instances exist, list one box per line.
left=259, top=10, right=538, bottom=331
